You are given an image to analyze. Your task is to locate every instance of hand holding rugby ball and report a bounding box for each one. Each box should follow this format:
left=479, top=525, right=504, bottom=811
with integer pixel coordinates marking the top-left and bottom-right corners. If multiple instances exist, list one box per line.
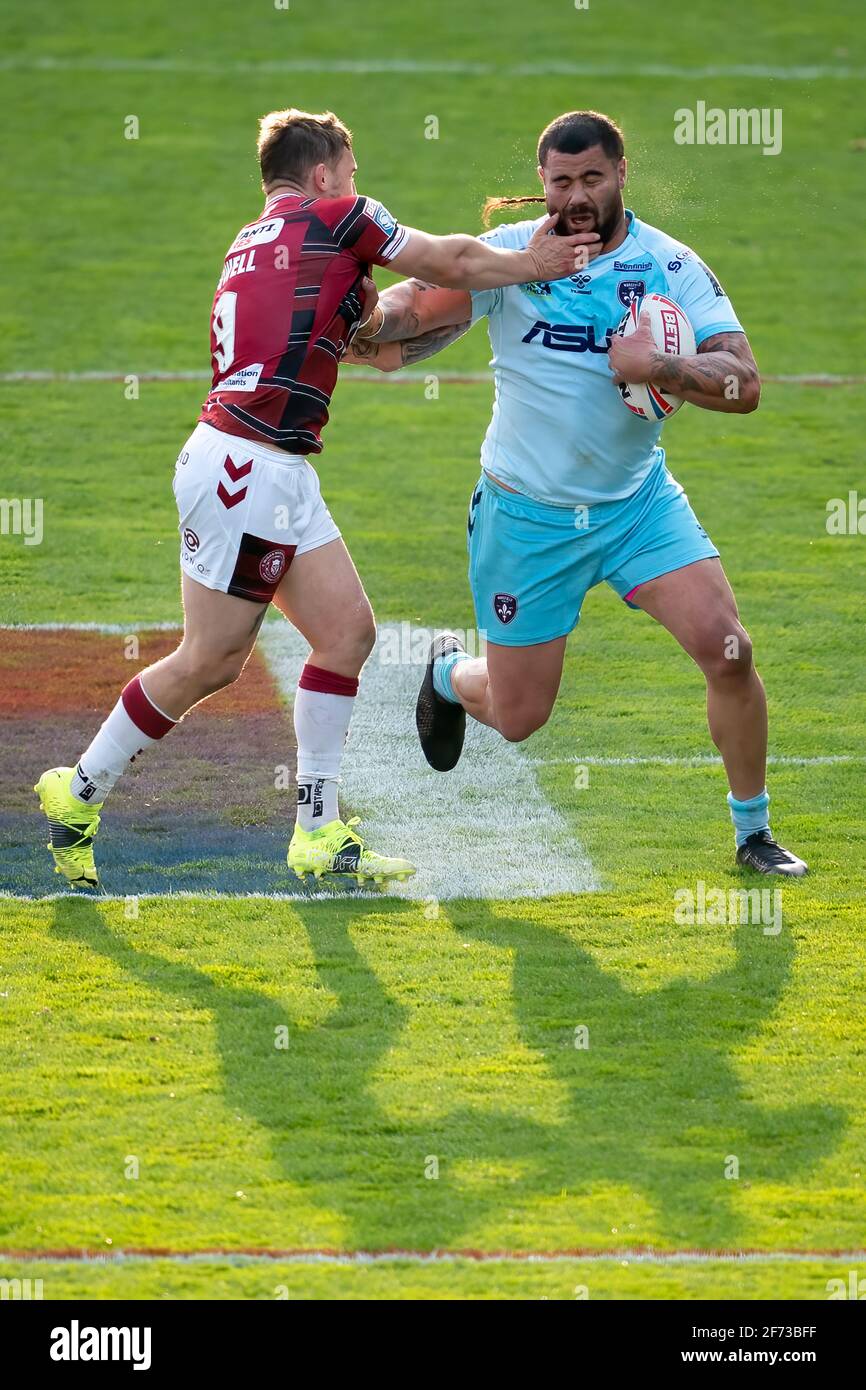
left=610, top=292, right=696, bottom=421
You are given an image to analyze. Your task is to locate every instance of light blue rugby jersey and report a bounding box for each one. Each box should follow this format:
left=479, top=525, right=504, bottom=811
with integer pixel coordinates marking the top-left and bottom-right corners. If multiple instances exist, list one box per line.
left=470, top=210, right=744, bottom=506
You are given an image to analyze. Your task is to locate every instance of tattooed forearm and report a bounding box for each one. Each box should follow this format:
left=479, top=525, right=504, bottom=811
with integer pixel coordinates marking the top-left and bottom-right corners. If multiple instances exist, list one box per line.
left=341, top=322, right=470, bottom=371
left=347, top=334, right=382, bottom=361
left=650, top=331, right=760, bottom=408
left=399, top=320, right=472, bottom=365
left=649, top=351, right=737, bottom=393
left=375, top=279, right=436, bottom=342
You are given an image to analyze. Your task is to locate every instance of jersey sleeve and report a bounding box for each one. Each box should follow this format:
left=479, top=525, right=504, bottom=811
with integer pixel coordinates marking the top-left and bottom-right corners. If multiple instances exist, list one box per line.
left=668, top=249, right=744, bottom=345
left=332, top=195, right=409, bottom=265
left=469, top=224, right=519, bottom=322
left=469, top=216, right=543, bottom=321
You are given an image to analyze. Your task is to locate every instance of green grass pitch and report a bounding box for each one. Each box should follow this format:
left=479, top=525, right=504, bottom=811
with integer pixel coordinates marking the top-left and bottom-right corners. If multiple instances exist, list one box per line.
left=1, top=0, right=865, bottom=1299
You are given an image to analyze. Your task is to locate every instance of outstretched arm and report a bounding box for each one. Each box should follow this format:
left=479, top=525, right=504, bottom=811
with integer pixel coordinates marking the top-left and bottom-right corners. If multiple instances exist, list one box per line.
left=387, top=217, right=598, bottom=291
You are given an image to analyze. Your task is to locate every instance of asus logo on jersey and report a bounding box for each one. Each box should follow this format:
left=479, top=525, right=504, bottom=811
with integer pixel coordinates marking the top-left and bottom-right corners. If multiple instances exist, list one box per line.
left=522, top=321, right=614, bottom=353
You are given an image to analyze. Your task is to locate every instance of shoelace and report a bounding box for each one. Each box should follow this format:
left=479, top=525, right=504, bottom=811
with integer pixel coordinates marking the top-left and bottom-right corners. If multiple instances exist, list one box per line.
left=48, top=816, right=100, bottom=849
left=745, top=834, right=791, bottom=865
left=340, top=816, right=364, bottom=843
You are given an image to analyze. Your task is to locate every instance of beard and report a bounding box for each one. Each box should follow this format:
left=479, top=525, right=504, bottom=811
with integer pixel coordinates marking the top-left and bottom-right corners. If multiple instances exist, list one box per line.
left=554, top=192, right=623, bottom=246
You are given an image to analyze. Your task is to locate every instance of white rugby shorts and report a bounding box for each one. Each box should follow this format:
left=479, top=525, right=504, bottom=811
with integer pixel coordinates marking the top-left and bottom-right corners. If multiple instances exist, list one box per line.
left=173, top=422, right=341, bottom=603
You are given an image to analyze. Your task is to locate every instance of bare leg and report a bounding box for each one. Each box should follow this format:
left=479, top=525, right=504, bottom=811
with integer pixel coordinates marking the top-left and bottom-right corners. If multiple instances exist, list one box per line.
left=142, top=539, right=376, bottom=719
left=142, top=575, right=268, bottom=719
left=628, top=557, right=767, bottom=800
left=273, top=537, right=376, bottom=676
left=451, top=636, right=567, bottom=742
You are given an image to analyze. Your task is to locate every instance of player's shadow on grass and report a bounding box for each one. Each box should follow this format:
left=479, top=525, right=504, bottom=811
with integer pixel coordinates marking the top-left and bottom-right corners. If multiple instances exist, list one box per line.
left=407, top=899, right=847, bottom=1251
left=49, top=895, right=846, bottom=1253
left=49, top=894, right=413, bottom=1243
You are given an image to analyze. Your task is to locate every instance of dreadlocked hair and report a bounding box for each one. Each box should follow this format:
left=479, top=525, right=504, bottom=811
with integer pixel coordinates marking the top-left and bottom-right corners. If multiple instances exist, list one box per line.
left=481, top=194, right=546, bottom=228
left=481, top=111, right=625, bottom=228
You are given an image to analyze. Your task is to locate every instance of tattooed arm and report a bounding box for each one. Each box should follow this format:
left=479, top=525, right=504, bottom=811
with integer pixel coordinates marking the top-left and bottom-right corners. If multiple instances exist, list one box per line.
left=650, top=331, right=761, bottom=413
left=343, top=279, right=474, bottom=372
left=373, top=279, right=472, bottom=342
left=344, top=319, right=473, bottom=371
left=608, top=323, right=761, bottom=414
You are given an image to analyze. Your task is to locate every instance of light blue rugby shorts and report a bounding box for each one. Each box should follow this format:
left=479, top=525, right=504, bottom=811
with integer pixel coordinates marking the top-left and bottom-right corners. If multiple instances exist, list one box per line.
left=466, top=456, right=719, bottom=647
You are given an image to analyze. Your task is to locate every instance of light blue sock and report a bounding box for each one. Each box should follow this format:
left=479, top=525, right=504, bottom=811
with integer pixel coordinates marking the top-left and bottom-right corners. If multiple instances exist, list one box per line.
left=727, top=788, right=771, bottom=847
left=432, top=650, right=469, bottom=704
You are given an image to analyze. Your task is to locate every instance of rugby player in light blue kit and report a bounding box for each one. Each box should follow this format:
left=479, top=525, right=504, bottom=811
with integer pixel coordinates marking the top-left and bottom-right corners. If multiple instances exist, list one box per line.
left=346, top=111, right=806, bottom=875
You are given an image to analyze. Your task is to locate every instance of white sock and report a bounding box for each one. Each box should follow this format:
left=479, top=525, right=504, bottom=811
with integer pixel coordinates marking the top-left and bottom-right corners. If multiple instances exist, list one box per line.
left=71, top=674, right=178, bottom=804
left=296, top=776, right=340, bottom=831
left=293, top=664, right=358, bottom=831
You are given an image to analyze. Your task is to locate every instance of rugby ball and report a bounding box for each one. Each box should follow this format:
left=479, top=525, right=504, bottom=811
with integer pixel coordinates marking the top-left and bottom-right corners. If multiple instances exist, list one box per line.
left=615, top=292, right=696, bottom=421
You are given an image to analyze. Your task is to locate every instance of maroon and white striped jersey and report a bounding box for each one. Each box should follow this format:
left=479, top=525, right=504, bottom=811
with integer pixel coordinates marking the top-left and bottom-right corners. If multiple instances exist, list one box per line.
left=199, top=191, right=408, bottom=454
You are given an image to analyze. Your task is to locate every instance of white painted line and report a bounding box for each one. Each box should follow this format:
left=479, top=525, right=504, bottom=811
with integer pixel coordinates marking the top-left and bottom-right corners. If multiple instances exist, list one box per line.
left=0, top=370, right=209, bottom=382
left=259, top=623, right=598, bottom=901
left=0, top=621, right=183, bottom=633
left=4, top=1247, right=864, bottom=1266
left=1, top=369, right=864, bottom=386
left=531, top=754, right=861, bottom=768
left=0, top=890, right=384, bottom=903
left=1, top=57, right=863, bottom=80
left=346, top=371, right=866, bottom=387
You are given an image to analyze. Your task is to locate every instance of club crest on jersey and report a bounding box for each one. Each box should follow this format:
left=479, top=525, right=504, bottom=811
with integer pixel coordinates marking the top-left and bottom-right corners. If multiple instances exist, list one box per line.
left=617, top=279, right=646, bottom=308
left=493, top=592, right=518, bottom=625
left=367, top=199, right=396, bottom=236
left=521, top=280, right=553, bottom=298
left=259, top=549, right=287, bottom=584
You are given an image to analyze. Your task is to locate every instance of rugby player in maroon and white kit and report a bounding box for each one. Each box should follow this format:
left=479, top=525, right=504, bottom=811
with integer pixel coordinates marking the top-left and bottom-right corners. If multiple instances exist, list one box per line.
left=35, top=107, right=598, bottom=888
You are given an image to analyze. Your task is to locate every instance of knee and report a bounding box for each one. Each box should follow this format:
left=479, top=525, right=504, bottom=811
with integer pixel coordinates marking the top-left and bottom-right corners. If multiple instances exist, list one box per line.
left=697, top=624, right=754, bottom=681
left=178, top=639, right=252, bottom=695
left=496, top=702, right=552, bottom=744
left=351, top=612, right=377, bottom=665
left=321, top=609, right=377, bottom=673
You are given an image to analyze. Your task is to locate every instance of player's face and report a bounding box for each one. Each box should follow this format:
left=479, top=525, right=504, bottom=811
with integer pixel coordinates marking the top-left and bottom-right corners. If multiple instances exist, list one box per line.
left=321, top=145, right=358, bottom=198
left=539, top=145, right=626, bottom=245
